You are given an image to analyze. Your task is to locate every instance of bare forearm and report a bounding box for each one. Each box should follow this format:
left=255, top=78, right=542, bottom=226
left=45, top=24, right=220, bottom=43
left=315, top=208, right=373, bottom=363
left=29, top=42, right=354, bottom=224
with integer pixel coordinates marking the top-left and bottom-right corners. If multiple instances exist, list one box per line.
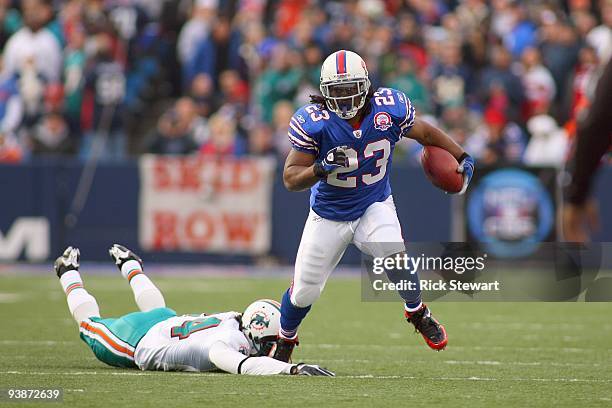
left=410, top=120, right=466, bottom=160
left=283, top=165, right=319, bottom=192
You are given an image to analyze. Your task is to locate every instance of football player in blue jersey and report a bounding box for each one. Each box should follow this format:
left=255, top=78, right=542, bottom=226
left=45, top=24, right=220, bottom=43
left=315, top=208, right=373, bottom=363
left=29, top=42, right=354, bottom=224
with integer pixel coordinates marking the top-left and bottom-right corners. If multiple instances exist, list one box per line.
left=272, top=50, right=475, bottom=362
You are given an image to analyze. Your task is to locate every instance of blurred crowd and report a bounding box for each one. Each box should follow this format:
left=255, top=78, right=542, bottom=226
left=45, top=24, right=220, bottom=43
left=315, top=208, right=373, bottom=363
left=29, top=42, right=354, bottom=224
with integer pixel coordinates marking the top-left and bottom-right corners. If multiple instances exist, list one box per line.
left=0, top=0, right=610, bottom=167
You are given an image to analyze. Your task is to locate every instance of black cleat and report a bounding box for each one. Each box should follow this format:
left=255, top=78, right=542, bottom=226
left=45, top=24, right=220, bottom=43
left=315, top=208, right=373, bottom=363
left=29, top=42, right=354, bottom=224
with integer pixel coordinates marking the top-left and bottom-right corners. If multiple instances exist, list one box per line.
left=405, top=304, right=448, bottom=350
left=290, top=363, right=335, bottom=377
left=108, top=244, right=143, bottom=271
left=54, top=246, right=80, bottom=278
left=272, top=337, right=299, bottom=363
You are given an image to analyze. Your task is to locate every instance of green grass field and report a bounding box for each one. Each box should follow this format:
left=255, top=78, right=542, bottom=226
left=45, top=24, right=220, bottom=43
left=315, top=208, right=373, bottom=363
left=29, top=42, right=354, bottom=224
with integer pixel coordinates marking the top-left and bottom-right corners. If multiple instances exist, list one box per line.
left=1, top=273, right=611, bottom=407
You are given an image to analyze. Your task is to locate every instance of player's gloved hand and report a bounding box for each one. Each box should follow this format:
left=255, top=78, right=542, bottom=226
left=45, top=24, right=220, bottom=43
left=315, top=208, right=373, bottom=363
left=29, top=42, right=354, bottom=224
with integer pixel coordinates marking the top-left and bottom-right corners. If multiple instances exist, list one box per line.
left=313, top=146, right=349, bottom=178
left=290, top=363, right=335, bottom=377
left=456, top=153, right=474, bottom=195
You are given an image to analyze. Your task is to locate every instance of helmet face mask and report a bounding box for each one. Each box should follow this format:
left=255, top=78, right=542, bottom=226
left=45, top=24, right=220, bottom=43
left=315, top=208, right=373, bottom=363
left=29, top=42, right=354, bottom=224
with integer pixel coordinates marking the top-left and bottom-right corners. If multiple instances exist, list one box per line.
left=320, top=79, right=369, bottom=119
left=246, top=334, right=277, bottom=357
left=319, top=50, right=370, bottom=120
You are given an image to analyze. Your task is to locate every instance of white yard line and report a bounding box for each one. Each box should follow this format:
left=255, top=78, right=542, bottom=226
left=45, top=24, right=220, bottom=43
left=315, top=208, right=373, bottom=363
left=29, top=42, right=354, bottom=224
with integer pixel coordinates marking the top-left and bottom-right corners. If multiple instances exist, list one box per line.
left=304, top=343, right=612, bottom=353
left=1, top=371, right=610, bottom=383
left=0, top=371, right=207, bottom=377
left=443, top=360, right=607, bottom=367
left=0, top=293, right=24, bottom=303
left=0, top=340, right=77, bottom=346
left=315, top=359, right=604, bottom=368
left=343, top=375, right=612, bottom=383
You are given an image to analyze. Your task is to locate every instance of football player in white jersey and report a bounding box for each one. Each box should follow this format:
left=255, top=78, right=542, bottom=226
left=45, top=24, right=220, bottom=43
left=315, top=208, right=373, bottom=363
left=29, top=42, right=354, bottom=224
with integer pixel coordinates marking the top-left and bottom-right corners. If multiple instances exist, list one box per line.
left=54, top=245, right=333, bottom=376
left=273, top=50, right=474, bottom=362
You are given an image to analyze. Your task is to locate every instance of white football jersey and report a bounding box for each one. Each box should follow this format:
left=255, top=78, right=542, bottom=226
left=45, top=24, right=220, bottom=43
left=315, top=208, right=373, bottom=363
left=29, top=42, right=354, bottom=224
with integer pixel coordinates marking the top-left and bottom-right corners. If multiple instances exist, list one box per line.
left=134, top=311, right=251, bottom=372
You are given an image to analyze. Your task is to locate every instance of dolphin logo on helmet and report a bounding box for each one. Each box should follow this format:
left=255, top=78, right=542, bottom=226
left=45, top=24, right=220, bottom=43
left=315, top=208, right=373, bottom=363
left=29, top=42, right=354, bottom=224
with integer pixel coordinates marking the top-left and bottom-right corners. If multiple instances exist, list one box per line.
left=241, top=299, right=281, bottom=356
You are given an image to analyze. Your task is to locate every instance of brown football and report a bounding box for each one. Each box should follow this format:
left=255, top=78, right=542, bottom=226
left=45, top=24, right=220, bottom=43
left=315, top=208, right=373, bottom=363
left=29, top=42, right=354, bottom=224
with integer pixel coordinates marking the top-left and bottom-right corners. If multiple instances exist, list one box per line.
left=420, top=146, right=463, bottom=193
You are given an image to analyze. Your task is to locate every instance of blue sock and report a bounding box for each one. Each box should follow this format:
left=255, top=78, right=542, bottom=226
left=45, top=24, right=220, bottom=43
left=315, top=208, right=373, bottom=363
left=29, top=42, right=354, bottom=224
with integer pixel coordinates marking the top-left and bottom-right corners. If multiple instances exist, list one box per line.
left=385, top=266, right=422, bottom=310
left=279, top=288, right=311, bottom=338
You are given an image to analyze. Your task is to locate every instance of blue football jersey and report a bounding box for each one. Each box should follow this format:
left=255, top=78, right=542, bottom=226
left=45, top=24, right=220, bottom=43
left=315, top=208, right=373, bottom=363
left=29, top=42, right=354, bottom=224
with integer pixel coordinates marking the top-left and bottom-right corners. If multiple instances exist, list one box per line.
left=288, top=87, right=416, bottom=221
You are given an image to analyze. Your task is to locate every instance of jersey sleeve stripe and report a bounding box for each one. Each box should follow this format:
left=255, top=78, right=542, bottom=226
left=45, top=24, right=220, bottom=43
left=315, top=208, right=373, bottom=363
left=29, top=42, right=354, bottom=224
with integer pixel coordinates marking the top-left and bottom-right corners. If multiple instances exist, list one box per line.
left=288, top=128, right=317, bottom=149
left=289, top=121, right=317, bottom=144
left=400, top=105, right=415, bottom=128
left=287, top=131, right=315, bottom=147
left=399, top=96, right=414, bottom=128
left=290, top=117, right=307, bottom=133
left=288, top=133, right=318, bottom=151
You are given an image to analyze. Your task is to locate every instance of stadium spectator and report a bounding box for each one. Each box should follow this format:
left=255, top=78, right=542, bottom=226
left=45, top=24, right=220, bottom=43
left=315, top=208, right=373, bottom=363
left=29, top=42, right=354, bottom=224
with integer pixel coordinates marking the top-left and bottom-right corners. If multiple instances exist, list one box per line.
left=1, top=0, right=62, bottom=82
left=388, top=54, right=431, bottom=114
left=429, top=40, right=470, bottom=114
left=248, top=124, right=276, bottom=157
left=219, top=69, right=249, bottom=110
left=524, top=113, right=568, bottom=167
left=177, top=0, right=216, bottom=68
left=18, top=57, right=46, bottom=128
left=63, top=23, right=86, bottom=133
left=0, top=0, right=21, bottom=50
left=478, top=46, right=524, bottom=122
left=183, top=16, right=240, bottom=90
left=472, top=107, right=525, bottom=165
left=80, top=32, right=126, bottom=161
left=586, top=1, right=612, bottom=65
left=0, top=130, right=22, bottom=162
left=255, top=43, right=301, bottom=123
left=270, top=100, right=293, bottom=157
left=29, top=111, right=74, bottom=156
left=0, top=70, right=22, bottom=136
left=199, top=111, right=246, bottom=157
left=188, top=72, right=213, bottom=115
left=540, top=17, right=580, bottom=111
left=566, top=45, right=600, bottom=138
left=502, top=2, right=537, bottom=59
left=144, top=102, right=198, bottom=156
left=520, top=47, right=556, bottom=120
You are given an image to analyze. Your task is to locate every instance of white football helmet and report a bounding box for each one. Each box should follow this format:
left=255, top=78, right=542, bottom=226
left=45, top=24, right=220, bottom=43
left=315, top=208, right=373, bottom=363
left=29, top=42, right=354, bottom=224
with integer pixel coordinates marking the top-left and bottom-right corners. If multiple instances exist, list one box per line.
left=241, top=299, right=281, bottom=356
left=320, top=50, right=371, bottom=119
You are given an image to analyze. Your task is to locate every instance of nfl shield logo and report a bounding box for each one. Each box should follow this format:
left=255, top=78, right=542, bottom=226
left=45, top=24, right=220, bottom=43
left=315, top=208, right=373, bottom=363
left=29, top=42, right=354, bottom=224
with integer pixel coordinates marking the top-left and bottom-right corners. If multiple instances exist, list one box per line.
left=374, top=112, right=392, bottom=131
left=353, top=130, right=362, bottom=139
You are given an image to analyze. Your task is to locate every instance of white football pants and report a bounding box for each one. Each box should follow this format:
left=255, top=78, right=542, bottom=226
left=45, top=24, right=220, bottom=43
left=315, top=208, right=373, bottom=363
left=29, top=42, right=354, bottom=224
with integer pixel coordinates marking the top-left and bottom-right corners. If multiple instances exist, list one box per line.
left=290, top=195, right=405, bottom=307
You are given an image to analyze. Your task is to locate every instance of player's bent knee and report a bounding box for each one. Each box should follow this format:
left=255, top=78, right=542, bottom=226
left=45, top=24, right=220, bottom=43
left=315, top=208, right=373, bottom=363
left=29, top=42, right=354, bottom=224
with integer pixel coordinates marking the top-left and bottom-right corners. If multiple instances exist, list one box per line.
left=290, top=284, right=320, bottom=308
left=135, top=289, right=166, bottom=312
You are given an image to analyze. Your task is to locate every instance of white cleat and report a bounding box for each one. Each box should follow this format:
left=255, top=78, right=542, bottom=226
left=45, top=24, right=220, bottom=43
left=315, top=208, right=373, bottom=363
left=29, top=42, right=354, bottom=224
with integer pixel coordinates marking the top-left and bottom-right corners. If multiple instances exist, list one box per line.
left=54, top=246, right=80, bottom=277
left=108, top=244, right=143, bottom=270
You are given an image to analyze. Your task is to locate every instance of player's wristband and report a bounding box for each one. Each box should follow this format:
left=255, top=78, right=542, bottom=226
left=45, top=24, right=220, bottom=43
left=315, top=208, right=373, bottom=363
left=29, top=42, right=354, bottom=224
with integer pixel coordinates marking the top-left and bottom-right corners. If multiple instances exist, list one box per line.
left=458, top=152, right=471, bottom=163
left=237, top=356, right=251, bottom=374
left=313, top=162, right=328, bottom=179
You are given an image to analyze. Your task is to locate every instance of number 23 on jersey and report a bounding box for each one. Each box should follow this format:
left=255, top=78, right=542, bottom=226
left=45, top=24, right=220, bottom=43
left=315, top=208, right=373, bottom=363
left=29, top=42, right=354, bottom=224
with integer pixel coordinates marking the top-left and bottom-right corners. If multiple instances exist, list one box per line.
left=327, top=139, right=391, bottom=188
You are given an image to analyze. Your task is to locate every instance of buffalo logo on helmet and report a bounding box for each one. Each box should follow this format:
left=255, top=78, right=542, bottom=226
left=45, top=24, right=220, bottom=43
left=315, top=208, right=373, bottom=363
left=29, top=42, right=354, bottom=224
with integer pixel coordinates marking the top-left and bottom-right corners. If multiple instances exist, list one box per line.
left=249, top=312, right=270, bottom=331
left=374, top=112, right=392, bottom=131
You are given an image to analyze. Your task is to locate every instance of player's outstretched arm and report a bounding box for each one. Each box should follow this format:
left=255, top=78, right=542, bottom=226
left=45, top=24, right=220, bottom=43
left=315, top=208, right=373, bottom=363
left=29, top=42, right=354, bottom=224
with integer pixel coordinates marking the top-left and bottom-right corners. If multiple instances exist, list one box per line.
left=407, top=118, right=474, bottom=194
left=283, top=149, right=320, bottom=192
left=209, top=341, right=292, bottom=375
left=208, top=341, right=334, bottom=376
